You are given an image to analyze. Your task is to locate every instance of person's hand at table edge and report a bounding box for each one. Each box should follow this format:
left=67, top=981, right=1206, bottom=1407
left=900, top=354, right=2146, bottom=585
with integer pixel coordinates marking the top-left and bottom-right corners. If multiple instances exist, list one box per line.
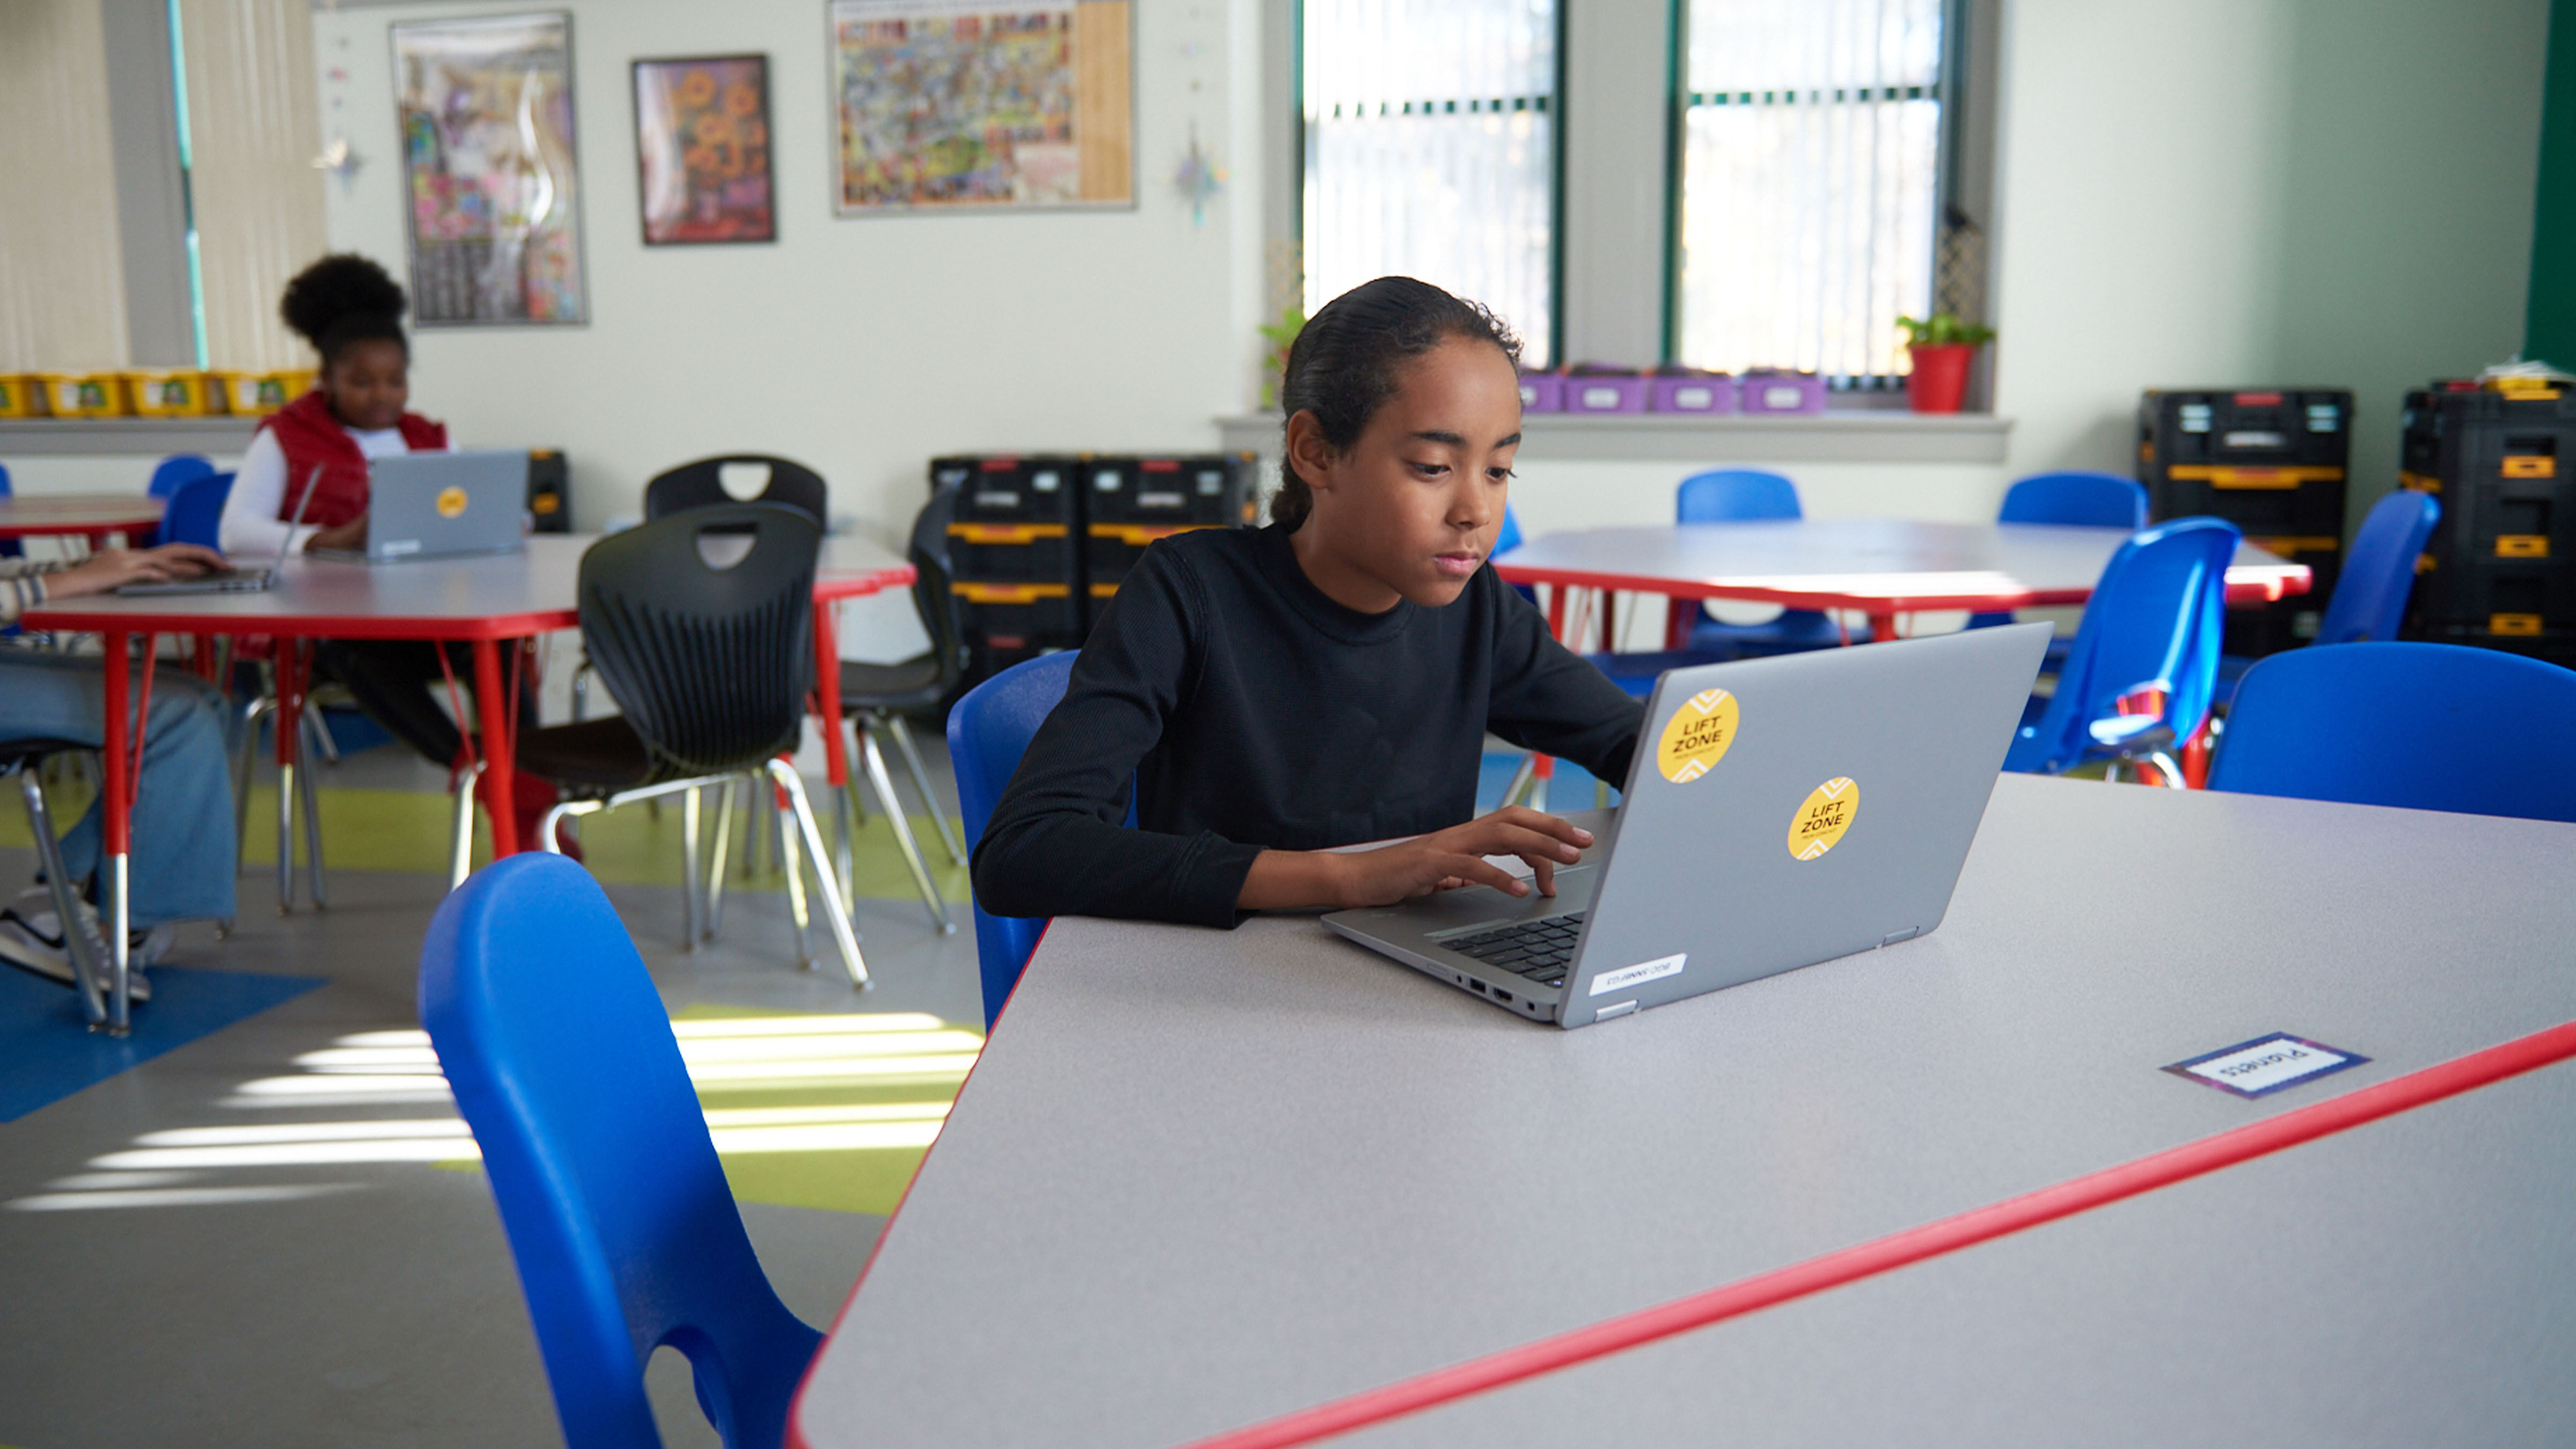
left=1238, top=806, right=1595, bottom=911
left=43, top=543, right=229, bottom=599
left=305, top=515, right=367, bottom=553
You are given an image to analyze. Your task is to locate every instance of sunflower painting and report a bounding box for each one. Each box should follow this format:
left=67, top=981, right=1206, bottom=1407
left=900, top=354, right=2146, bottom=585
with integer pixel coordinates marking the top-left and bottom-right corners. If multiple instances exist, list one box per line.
left=633, top=55, right=775, bottom=244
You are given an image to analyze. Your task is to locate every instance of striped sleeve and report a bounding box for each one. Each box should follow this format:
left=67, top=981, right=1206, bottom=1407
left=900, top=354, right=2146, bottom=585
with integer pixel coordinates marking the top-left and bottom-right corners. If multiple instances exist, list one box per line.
left=0, top=560, right=58, bottom=626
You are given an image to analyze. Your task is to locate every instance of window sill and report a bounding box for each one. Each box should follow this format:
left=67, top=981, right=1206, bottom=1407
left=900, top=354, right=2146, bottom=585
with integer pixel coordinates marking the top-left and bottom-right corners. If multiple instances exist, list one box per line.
left=1216, top=409, right=2012, bottom=465
left=0, top=416, right=261, bottom=456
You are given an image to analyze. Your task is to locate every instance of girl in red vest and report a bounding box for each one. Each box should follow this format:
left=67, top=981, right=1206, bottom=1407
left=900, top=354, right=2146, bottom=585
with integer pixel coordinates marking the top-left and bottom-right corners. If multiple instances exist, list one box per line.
left=220, top=254, right=563, bottom=851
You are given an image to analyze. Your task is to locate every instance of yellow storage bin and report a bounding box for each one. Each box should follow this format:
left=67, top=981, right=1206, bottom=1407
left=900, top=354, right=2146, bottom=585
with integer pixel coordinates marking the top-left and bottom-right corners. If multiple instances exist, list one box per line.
left=33, top=372, right=126, bottom=418
left=208, top=369, right=308, bottom=416
left=0, top=376, right=38, bottom=418
left=124, top=369, right=211, bottom=417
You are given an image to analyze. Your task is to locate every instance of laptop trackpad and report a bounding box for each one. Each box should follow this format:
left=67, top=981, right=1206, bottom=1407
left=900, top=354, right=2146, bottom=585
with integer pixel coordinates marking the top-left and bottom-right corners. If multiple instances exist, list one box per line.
left=1414, top=865, right=1598, bottom=934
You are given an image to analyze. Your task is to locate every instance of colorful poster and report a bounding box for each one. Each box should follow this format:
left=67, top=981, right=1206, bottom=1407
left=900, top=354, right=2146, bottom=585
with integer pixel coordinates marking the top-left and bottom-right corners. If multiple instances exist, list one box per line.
left=634, top=55, right=775, bottom=245
left=829, top=0, right=1133, bottom=214
left=391, top=14, right=587, bottom=325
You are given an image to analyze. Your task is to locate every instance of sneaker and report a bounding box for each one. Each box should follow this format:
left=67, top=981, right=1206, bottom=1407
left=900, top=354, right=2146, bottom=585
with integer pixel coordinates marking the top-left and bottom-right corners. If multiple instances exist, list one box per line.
left=2, top=889, right=151, bottom=1001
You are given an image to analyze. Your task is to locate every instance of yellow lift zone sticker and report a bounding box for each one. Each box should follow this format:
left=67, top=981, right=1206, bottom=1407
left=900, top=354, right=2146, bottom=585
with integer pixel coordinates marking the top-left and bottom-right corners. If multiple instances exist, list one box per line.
left=435, top=486, right=470, bottom=519
left=1788, top=777, right=1859, bottom=860
left=1656, top=689, right=1740, bottom=783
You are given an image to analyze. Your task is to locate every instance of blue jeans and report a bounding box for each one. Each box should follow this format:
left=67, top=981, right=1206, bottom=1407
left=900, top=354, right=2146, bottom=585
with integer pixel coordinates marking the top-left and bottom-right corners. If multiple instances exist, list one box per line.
left=1, top=653, right=238, bottom=927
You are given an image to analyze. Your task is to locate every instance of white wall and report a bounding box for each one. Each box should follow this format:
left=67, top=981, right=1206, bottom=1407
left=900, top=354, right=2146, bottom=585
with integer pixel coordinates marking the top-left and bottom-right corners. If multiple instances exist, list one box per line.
left=1987, top=0, right=2548, bottom=528
left=310, top=0, right=1263, bottom=656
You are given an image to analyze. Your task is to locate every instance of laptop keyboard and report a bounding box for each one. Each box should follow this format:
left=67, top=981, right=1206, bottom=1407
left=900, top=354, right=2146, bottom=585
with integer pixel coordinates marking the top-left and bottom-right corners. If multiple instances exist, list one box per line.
left=1442, top=912, right=1586, bottom=988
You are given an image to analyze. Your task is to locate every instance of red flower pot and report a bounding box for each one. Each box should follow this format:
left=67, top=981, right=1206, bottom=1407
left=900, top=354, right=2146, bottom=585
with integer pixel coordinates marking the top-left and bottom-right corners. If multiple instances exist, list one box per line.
left=1907, top=342, right=1977, bottom=413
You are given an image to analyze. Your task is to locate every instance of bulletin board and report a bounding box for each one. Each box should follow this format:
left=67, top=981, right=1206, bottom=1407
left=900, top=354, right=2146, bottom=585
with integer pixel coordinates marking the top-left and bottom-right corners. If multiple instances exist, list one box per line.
left=828, top=0, right=1134, bottom=214
left=391, top=13, right=588, bottom=324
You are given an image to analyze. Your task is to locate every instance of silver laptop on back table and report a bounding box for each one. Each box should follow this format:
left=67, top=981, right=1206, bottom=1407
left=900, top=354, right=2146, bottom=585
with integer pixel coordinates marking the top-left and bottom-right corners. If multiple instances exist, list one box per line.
left=1323, top=623, right=2053, bottom=1028
left=314, top=449, right=526, bottom=563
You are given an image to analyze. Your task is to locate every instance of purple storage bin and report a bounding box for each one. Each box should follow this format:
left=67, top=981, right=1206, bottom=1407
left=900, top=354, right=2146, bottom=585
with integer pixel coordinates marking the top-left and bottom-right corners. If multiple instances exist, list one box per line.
left=1740, top=371, right=1828, bottom=415
left=1564, top=374, right=1649, bottom=414
left=1649, top=375, right=1737, bottom=414
left=1518, top=372, right=1564, bottom=413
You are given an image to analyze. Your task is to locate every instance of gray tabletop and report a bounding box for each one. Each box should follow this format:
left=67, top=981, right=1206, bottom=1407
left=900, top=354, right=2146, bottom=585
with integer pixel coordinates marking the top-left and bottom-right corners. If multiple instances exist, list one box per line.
left=20, top=532, right=906, bottom=638
left=1491, top=519, right=2308, bottom=611
left=793, top=775, right=2576, bottom=1449
left=1344, top=1056, right=2576, bottom=1448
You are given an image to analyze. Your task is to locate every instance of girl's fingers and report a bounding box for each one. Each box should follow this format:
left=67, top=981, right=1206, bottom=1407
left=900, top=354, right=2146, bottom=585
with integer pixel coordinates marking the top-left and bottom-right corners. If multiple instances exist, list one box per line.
left=1436, top=854, right=1527, bottom=896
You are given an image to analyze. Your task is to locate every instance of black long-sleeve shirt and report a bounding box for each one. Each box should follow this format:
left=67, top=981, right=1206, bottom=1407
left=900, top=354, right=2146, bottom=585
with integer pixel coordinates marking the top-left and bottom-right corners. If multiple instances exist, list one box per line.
left=971, top=522, right=1644, bottom=927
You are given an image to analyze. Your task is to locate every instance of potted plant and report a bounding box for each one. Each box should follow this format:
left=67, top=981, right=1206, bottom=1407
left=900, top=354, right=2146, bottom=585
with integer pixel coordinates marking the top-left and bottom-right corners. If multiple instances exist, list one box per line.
left=1257, top=306, right=1306, bottom=410
left=1894, top=313, right=1994, bottom=414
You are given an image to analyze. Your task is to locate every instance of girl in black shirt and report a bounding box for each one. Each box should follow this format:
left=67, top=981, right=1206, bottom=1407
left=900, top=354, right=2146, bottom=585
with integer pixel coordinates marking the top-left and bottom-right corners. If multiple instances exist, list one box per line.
left=973, top=277, right=1643, bottom=927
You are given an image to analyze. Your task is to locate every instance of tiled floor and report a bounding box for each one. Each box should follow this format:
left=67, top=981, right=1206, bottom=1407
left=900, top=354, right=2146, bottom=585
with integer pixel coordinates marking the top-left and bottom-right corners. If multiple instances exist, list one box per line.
left=0, top=739, right=984, bottom=1449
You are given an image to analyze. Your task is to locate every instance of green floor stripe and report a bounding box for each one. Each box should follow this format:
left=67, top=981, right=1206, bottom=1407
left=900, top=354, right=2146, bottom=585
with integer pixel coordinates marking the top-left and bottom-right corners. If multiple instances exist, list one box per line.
left=1, top=779, right=971, bottom=904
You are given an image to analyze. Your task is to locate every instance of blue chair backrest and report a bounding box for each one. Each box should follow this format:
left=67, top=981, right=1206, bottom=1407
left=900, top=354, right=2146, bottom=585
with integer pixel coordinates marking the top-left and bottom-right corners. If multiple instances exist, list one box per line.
left=949, top=650, right=1082, bottom=1030
left=420, top=853, right=820, bottom=1449
left=2210, top=642, right=2576, bottom=821
left=2314, top=489, right=2440, bottom=646
left=160, top=471, right=233, bottom=550
left=2004, top=516, right=2241, bottom=773
left=1677, top=468, right=1801, bottom=523
left=148, top=453, right=214, bottom=499
left=1, top=462, right=14, bottom=557
left=1997, top=471, right=2148, bottom=529
left=1495, top=502, right=1524, bottom=554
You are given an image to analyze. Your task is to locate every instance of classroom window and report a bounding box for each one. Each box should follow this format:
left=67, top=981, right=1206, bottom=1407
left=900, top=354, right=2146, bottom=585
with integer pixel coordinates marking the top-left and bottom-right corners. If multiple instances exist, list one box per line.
left=1671, top=0, right=1945, bottom=383
left=1300, top=0, right=1558, bottom=366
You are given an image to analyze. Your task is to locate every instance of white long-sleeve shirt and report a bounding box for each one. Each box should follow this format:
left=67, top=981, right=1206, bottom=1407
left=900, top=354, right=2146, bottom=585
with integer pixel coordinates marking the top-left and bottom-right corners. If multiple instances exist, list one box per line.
left=218, top=423, right=451, bottom=556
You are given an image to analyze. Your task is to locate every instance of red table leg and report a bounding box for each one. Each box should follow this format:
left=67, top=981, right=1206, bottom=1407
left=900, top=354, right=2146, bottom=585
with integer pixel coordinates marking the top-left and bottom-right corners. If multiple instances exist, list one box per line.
left=1664, top=593, right=1693, bottom=651
left=100, top=630, right=133, bottom=1029
left=473, top=639, right=521, bottom=857
left=815, top=598, right=849, bottom=791
left=1865, top=611, right=1898, bottom=645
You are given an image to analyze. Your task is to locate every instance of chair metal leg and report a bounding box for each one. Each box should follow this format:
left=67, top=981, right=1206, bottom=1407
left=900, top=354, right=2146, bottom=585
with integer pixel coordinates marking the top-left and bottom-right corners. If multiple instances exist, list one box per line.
left=1501, top=751, right=1538, bottom=810
left=308, top=709, right=341, bottom=764
left=777, top=787, right=813, bottom=966
left=883, top=713, right=965, bottom=866
left=569, top=660, right=592, bottom=722
left=862, top=729, right=952, bottom=934
left=448, top=759, right=485, bottom=891
left=297, top=714, right=328, bottom=909
left=679, top=786, right=704, bottom=952
left=704, top=778, right=735, bottom=943
left=275, top=757, right=297, bottom=914
left=766, top=759, right=869, bottom=989
left=16, top=767, right=110, bottom=1031
left=831, top=781, right=854, bottom=910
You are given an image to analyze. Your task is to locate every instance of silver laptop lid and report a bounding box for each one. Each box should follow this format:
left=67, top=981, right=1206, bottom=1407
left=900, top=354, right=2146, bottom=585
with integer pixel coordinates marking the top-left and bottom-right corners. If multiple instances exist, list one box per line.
left=1557, top=623, right=2052, bottom=1027
left=363, top=449, right=527, bottom=560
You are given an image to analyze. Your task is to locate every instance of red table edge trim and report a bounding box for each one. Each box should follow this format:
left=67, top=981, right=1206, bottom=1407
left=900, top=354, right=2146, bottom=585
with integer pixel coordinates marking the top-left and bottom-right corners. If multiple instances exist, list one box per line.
left=1166, top=1017, right=2576, bottom=1449
left=784, top=917, right=1048, bottom=1449
left=20, top=567, right=913, bottom=639
left=1492, top=563, right=2312, bottom=612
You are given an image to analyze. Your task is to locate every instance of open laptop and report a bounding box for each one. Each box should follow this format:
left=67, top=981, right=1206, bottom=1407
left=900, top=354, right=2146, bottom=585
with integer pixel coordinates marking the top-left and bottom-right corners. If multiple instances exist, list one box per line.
left=313, top=450, right=527, bottom=562
left=1323, top=623, right=2054, bottom=1028
left=118, top=465, right=320, bottom=596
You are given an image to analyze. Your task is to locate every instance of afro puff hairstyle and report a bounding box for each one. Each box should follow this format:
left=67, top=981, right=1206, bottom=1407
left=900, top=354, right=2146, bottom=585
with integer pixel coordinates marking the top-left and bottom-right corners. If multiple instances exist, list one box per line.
left=280, top=253, right=409, bottom=366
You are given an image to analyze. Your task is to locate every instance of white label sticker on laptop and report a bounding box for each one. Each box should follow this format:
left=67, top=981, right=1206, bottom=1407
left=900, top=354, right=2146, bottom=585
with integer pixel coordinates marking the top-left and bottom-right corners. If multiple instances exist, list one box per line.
left=380, top=538, right=421, bottom=557
left=1591, top=953, right=1685, bottom=997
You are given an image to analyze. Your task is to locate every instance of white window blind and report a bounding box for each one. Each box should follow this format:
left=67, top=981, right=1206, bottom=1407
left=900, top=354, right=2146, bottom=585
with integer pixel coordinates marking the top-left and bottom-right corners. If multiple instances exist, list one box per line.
left=1300, top=0, right=1557, bottom=366
left=1672, top=0, right=1944, bottom=382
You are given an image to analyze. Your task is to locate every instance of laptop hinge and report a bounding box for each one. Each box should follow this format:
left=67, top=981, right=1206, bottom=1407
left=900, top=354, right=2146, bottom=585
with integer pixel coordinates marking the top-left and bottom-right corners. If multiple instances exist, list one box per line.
left=1594, top=1000, right=1640, bottom=1021
left=1880, top=926, right=1922, bottom=947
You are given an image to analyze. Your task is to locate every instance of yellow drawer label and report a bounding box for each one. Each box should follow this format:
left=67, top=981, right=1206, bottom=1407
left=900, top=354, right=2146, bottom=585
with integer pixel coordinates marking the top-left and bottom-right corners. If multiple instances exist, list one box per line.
left=2496, top=534, right=2550, bottom=559
left=2398, top=471, right=2440, bottom=494
left=2502, top=455, right=2558, bottom=479
left=1089, top=523, right=1216, bottom=545
left=950, top=581, right=1070, bottom=604
left=1089, top=582, right=1121, bottom=598
left=2245, top=536, right=2340, bottom=556
left=2169, top=464, right=2345, bottom=488
left=948, top=522, right=1067, bottom=544
left=2491, top=613, right=2544, bottom=636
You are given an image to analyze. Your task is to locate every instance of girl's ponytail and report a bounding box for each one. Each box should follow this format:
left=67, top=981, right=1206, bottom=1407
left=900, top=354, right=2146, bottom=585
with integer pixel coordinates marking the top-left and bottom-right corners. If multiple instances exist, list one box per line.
left=1274, top=277, right=1520, bottom=531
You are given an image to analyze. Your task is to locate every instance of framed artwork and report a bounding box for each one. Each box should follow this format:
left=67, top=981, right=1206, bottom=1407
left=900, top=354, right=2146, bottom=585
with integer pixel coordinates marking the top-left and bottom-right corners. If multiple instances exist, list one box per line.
left=634, top=55, right=776, bottom=244
left=391, top=13, right=587, bottom=325
left=828, top=0, right=1133, bottom=215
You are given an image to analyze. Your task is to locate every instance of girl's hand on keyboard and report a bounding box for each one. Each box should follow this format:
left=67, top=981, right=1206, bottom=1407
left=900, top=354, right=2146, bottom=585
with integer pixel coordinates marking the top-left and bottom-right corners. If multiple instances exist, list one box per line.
left=1241, top=807, right=1594, bottom=910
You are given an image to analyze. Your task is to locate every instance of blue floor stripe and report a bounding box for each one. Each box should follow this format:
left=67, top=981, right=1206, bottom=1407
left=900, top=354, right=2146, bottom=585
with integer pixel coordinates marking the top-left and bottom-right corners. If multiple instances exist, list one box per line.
left=0, top=965, right=324, bottom=1123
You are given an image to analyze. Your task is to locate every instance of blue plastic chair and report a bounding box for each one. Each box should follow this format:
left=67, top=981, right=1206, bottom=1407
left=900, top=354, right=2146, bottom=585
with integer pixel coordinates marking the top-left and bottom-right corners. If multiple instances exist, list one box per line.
left=159, top=470, right=233, bottom=549
left=1673, top=469, right=1861, bottom=654
left=2211, top=642, right=2576, bottom=821
left=1971, top=472, right=2151, bottom=631
left=949, top=650, right=1102, bottom=1031
left=140, top=454, right=216, bottom=547
left=420, top=852, right=821, bottom=1449
left=1494, top=502, right=1536, bottom=603
left=2003, top=517, right=2241, bottom=782
left=1, top=461, right=16, bottom=558
left=2214, top=488, right=2443, bottom=706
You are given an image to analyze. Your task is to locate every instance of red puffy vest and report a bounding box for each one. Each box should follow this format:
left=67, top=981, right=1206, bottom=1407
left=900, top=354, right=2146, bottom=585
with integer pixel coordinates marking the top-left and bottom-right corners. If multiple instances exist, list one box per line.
left=259, top=389, right=450, bottom=527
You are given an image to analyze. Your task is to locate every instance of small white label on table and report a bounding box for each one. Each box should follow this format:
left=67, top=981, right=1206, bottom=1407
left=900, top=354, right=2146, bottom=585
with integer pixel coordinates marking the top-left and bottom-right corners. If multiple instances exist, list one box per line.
left=2164, top=1033, right=2367, bottom=1099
